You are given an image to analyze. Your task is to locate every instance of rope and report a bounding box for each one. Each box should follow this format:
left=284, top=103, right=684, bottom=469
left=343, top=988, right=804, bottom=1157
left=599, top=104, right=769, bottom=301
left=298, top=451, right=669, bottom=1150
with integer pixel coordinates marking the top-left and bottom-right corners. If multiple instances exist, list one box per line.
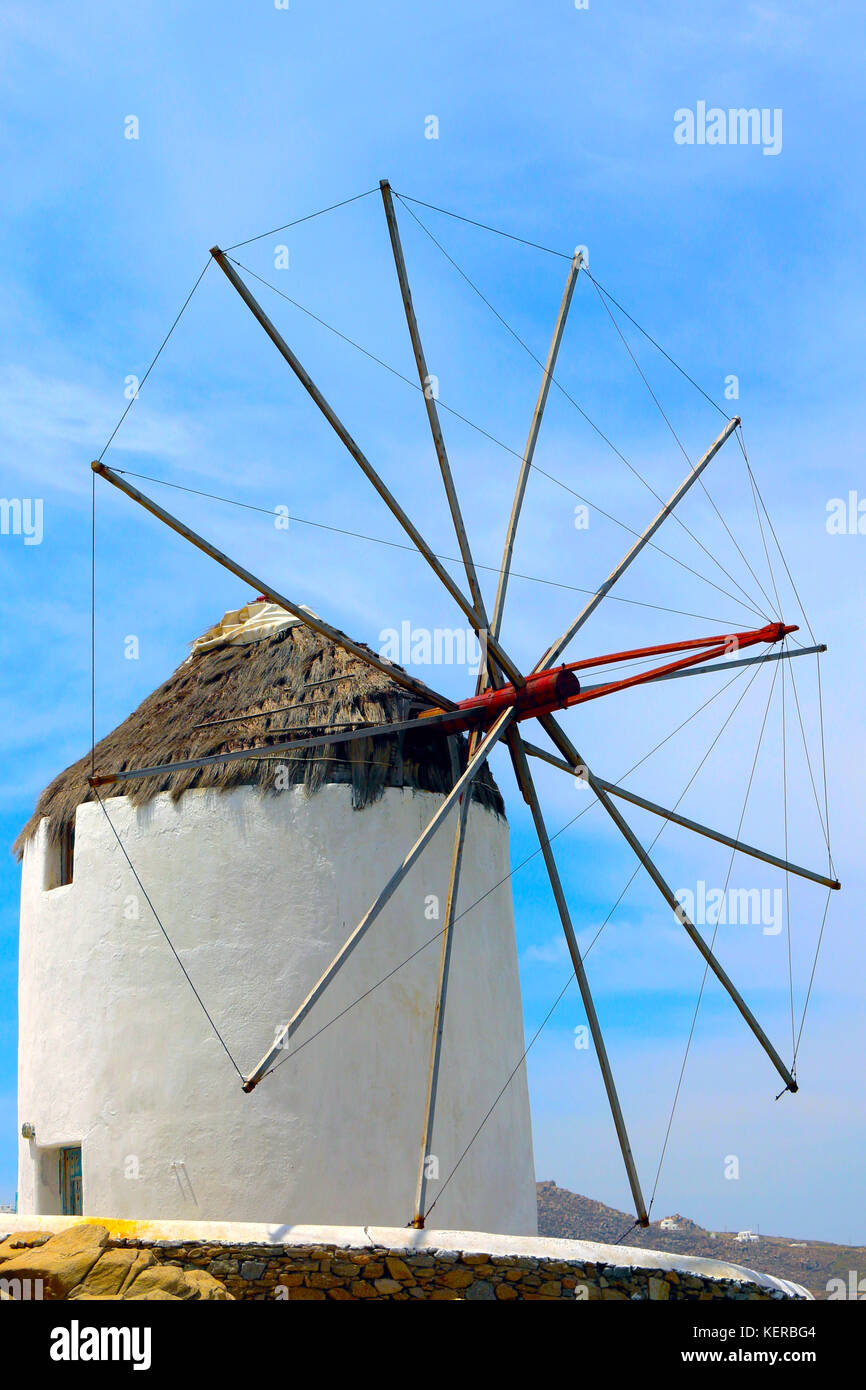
left=786, top=658, right=834, bottom=865
left=582, top=269, right=729, bottom=419
left=224, top=187, right=379, bottom=252
left=94, top=790, right=244, bottom=1080
left=741, top=435, right=818, bottom=645
left=815, top=652, right=832, bottom=868
left=614, top=1220, right=642, bottom=1246
left=589, top=275, right=694, bottom=466
left=793, top=888, right=832, bottom=1065
left=91, top=259, right=212, bottom=780
left=395, top=192, right=732, bottom=424
left=744, top=445, right=783, bottom=622
left=97, top=259, right=211, bottom=460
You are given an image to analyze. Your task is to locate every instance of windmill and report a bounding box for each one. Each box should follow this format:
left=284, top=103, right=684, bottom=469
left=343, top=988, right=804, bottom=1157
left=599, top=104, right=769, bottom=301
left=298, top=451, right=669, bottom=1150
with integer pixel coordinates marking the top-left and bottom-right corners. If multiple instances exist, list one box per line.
left=82, top=180, right=838, bottom=1231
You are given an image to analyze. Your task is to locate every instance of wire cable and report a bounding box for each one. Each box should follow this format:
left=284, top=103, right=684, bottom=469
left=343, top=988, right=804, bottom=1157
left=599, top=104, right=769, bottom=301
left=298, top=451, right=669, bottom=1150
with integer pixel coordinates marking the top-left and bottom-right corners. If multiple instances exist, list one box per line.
left=396, top=191, right=732, bottom=423
left=227, top=253, right=765, bottom=624
left=425, top=657, right=769, bottom=1221
left=588, top=275, right=778, bottom=622
left=394, top=191, right=574, bottom=261
left=582, top=268, right=730, bottom=419
left=258, top=664, right=755, bottom=1088
left=98, top=260, right=211, bottom=461
left=109, top=465, right=747, bottom=629
left=94, top=789, right=244, bottom=1080
left=224, top=187, right=380, bottom=252
left=392, top=199, right=767, bottom=624
left=780, top=655, right=796, bottom=1063
left=647, top=650, right=780, bottom=1216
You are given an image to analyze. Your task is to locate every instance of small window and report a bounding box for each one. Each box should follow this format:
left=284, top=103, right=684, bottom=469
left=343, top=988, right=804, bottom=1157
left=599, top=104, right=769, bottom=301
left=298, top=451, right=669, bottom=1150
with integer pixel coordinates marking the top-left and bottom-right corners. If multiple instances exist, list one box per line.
left=45, top=822, right=75, bottom=890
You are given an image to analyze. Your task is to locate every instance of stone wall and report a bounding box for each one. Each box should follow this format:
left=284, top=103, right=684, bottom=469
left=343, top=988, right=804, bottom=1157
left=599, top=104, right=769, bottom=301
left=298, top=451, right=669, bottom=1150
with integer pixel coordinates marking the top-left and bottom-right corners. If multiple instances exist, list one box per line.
left=1, top=1217, right=810, bottom=1301
left=112, top=1238, right=804, bottom=1301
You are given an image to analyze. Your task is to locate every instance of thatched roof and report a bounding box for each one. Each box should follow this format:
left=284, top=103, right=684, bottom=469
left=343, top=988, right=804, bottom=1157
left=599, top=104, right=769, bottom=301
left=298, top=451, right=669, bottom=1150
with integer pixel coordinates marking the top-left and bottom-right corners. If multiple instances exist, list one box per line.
left=14, top=614, right=504, bottom=858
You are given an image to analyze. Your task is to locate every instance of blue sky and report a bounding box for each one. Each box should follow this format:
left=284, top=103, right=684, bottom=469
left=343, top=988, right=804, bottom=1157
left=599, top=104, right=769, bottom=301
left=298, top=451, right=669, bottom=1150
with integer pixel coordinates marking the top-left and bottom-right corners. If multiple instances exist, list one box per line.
left=1, top=1, right=863, bottom=1243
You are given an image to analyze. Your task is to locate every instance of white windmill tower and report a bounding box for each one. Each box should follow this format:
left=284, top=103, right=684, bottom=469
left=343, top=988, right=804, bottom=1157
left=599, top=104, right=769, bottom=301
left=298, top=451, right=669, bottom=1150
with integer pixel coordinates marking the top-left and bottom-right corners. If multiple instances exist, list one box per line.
left=14, top=179, right=837, bottom=1239
left=14, top=598, right=537, bottom=1232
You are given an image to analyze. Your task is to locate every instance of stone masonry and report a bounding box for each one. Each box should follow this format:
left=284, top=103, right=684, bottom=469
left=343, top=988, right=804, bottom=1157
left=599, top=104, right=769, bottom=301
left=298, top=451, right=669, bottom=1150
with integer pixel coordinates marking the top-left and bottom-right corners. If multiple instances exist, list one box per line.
left=109, top=1238, right=806, bottom=1301
left=0, top=1219, right=811, bottom=1302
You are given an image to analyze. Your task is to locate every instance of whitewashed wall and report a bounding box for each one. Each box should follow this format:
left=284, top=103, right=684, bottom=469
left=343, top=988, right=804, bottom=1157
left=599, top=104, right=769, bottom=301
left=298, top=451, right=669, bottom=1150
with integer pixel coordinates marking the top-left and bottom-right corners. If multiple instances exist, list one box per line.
left=17, top=784, right=536, bottom=1235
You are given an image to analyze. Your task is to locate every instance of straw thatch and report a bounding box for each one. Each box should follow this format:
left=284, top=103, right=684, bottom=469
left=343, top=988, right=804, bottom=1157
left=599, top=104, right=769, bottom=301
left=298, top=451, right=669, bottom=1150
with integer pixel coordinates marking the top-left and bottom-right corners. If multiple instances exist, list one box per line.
left=13, top=620, right=504, bottom=858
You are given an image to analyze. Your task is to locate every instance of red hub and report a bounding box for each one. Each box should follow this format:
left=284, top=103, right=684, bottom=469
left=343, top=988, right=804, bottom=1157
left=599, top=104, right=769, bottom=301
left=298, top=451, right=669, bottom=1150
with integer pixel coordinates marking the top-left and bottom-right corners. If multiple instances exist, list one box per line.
left=422, top=621, right=796, bottom=735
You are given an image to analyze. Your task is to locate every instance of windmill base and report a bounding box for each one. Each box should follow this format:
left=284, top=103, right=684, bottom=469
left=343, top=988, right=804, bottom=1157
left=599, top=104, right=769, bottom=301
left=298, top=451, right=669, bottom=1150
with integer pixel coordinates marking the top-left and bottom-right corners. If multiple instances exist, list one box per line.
left=0, top=1214, right=810, bottom=1300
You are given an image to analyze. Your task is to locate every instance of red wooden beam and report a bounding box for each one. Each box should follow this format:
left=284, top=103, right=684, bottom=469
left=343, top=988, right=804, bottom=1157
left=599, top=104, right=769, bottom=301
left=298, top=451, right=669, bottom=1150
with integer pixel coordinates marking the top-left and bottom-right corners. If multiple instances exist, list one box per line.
left=420, top=622, right=796, bottom=735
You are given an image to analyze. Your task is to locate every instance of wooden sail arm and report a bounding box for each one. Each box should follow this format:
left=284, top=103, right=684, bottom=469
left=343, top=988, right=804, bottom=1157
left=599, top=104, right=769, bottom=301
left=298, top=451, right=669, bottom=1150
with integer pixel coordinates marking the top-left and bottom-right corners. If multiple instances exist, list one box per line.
left=507, top=730, right=649, bottom=1225
left=241, top=708, right=516, bottom=1092
left=533, top=416, right=741, bottom=673
left=209, top=247, right=525, bottom=690
left=520, top=740, right=840, bottom=892
left=532, top=713, right=798, bottom=1094
left=91, top=460, right=455, bottom=712
left=579, top=642, right=826, bottom=693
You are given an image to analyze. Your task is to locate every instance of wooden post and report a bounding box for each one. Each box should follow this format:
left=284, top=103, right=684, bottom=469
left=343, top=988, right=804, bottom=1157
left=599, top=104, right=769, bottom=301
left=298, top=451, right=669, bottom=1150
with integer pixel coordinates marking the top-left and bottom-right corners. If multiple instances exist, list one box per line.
left=92, top=707, right=465, bottom=786
left=583, top=642, right=826, bottom=690
left=410, top=780, right=472, bottom=1226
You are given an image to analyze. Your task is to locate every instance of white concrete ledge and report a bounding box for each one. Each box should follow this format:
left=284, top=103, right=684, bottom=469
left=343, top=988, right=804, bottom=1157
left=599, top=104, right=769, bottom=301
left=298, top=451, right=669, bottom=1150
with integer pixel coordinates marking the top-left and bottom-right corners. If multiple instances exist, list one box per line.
left=0, top=1214, right=811, bottom=1299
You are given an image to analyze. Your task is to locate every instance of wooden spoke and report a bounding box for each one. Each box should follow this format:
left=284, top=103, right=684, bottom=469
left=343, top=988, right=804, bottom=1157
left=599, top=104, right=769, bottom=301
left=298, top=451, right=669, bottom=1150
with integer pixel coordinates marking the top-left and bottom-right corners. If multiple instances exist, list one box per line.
left=534, top=713, right=798, bottom=1093
left=521, top=740, right=840, bottom=891
left=582, top=642, right=826, bottom=691
left=242, top=708, right=516, bottom=1092
left=89, top=707, right=465, bottom=787
left=534, top=417, right=741, bottom=672
left=490, top=251, right=583, bottom=645
left=411, top=749, right=472, bottom=1227
left=380, top=180, right=490, bottom=631
left=508, top=731, right=649, bottom=1224
left=92, top=461, right=453, bottom=710
left=209, top=248, right=525, bottom=689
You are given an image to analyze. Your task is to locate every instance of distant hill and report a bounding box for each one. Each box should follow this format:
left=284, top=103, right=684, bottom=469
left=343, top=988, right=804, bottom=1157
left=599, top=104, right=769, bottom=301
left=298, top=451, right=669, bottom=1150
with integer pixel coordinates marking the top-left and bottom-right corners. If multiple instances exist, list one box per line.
left=537, top=1180, right=865, bottom=1300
